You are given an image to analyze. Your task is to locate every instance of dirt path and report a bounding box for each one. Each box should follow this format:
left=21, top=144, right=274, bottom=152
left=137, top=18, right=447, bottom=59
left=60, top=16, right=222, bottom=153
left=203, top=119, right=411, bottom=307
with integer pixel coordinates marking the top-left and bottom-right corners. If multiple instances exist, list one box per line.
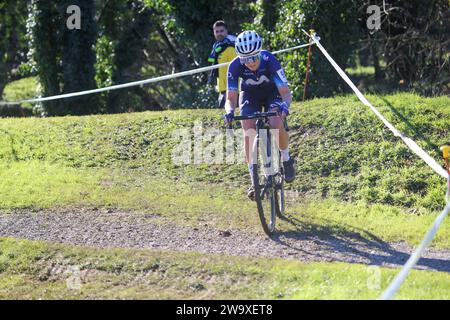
left=1, top=208, right=449, bottom=272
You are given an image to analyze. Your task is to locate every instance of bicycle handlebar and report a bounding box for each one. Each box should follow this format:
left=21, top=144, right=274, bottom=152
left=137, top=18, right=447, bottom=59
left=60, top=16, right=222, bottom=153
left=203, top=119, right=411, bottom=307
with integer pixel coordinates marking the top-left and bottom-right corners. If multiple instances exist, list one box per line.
left=227, top=111, right=290, bottom=131
left=233, top=111, right=278, bottom=121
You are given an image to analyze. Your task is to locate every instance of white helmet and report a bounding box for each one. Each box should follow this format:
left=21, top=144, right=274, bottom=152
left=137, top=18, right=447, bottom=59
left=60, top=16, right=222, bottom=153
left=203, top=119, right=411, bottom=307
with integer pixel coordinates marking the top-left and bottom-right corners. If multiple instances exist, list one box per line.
left=235, top=30, right=263, bottom=57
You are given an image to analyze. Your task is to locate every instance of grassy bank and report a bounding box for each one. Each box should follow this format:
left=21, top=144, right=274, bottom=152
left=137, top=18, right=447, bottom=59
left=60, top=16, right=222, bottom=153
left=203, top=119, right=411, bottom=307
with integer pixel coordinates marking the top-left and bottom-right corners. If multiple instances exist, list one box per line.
left=1, top=93, right=449, bottom=246
left=1, top=93, right=448, bottom=210
left=1, top=161, right=449, bottom=248
left=1, top=93, right=449, bottom=299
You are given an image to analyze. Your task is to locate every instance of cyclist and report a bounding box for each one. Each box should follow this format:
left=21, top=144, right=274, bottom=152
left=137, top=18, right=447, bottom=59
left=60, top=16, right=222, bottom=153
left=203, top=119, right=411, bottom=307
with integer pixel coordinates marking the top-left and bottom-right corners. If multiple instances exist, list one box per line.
left=208, top=20, right=237, bottom=108
left=224, top=30, right=296, bottom=200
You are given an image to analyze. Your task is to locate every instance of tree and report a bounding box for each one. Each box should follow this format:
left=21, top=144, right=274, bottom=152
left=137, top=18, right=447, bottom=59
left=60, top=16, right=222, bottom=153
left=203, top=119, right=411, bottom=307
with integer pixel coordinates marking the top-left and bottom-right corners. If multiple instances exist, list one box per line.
left=259, top=0, right=280, bottom=32
left=0, top=0, right=28, bottom=99
left=28, top=0, right=64, bottom=115
left=249, top=0, right=361, bottom=98
left=26, top=0, right=257, bottom=115
left=61, top=0, right=99, bottom=115
left=104, top=1, right=158, bottom=113
left=28, top=0, right=99, bottom=116
left=375, top=0, right=450, bottom=95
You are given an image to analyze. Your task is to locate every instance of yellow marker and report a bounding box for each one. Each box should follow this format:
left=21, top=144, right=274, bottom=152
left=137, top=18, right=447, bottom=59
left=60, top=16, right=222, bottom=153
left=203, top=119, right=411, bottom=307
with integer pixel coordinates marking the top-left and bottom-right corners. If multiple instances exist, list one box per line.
left=443, top=145, right=450, bottom=203
left=309, top=29, right=316, bottom=36
left=441, top=145, right=450, bottom=160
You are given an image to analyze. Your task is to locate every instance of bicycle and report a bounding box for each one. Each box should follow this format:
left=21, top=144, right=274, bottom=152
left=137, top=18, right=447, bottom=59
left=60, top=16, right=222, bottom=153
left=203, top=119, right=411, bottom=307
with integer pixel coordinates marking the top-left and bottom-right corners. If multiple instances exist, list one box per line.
left=228, top=111, right=288, bottom=236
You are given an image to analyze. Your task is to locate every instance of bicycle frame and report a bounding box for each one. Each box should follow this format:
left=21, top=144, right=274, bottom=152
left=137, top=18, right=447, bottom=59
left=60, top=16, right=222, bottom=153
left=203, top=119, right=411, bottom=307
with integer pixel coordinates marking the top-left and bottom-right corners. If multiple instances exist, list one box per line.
left=254, top=116, right=275, bottom=198
left=231, top=111, right=286, bottom=235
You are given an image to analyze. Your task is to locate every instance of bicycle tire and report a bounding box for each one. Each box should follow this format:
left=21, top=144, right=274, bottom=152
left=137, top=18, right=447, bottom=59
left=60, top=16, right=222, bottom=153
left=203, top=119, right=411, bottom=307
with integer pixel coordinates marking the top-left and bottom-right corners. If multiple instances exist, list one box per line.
left=275, top=171, right=285, bottom=218
left=252, top=130, right=277, bottom=236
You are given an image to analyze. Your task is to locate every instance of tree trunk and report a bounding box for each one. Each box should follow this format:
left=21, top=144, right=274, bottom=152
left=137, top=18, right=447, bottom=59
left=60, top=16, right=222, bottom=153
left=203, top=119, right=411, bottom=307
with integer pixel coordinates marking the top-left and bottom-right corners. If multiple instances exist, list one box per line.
left=61, top=0, right=99, bottom=115
left=107, top=7, right=153, bottom=113
left=369, top=35, right=382, bottom=80
left=32, top=0, right=63, bottom=115
left=261, top=0, right=279, bottom=31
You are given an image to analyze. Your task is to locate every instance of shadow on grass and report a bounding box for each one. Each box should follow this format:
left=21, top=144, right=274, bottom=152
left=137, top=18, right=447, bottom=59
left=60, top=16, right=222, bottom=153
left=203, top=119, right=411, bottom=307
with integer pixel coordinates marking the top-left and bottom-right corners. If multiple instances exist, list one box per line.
left=271, top=212, right=450, bottom=273
left=379, top=97, right=440, bottom=154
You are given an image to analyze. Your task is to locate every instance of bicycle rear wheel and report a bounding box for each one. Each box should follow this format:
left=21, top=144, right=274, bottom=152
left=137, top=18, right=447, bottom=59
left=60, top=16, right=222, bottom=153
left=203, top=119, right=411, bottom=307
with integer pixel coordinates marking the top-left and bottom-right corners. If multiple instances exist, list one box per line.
left=252, top=130, right=277, bottom=236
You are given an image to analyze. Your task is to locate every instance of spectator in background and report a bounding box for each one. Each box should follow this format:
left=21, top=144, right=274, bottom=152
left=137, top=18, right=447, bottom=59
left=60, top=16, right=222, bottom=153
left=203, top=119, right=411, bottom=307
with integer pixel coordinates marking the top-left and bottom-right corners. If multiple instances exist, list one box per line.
left=208, top=20, right=237, bottom=108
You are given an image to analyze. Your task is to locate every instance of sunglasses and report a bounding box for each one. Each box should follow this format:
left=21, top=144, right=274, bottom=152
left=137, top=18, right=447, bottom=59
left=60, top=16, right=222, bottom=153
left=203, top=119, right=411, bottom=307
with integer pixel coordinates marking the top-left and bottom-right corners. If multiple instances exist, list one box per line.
left=239, top=54, right=260, bottom=65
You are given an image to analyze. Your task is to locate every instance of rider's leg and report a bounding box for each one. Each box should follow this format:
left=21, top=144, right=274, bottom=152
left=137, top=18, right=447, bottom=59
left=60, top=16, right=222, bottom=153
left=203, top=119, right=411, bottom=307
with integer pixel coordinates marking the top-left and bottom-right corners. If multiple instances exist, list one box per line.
left=242, top=119, right=257, bottom=165
left=268, top=115, right=289, bottom=150
left=240, top=91, right=261, bottom=175
left=243, top=121, right=257, bottom=200
left=239, top=91, right=261, bottom=199
left=268, top=106, right=290, bottom=162
left=267, top=97, right=295, bottom=182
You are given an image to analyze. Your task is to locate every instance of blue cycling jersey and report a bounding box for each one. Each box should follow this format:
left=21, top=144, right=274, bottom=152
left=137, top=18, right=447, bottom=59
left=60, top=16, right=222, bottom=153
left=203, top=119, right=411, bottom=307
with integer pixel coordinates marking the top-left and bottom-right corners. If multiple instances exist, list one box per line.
left=227, top=50, right=289, bottom=94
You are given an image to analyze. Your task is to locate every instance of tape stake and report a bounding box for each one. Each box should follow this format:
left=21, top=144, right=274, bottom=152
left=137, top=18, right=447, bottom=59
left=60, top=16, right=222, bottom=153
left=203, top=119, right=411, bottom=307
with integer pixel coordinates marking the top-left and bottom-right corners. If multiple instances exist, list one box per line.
left=441, top=145, right=450, bottom=202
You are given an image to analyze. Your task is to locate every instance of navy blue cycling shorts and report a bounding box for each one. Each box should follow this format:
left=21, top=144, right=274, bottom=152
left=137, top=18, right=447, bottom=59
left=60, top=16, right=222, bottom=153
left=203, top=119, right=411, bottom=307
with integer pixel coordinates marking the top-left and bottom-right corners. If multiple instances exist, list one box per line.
left=239, top=90, right=282, bottom=116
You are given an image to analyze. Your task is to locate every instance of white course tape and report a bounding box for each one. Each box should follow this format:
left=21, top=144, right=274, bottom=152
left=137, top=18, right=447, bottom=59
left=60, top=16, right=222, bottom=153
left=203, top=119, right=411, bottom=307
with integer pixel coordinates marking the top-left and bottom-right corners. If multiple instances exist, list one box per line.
left=272, top=42, right=313, bottom=55
left=300, top=29, right=450, bottom=300
left=379, top=201, right=450, bottom=300
left=305, top=30, right=448, bottom=179
left=0, top=43, right=313, bottom=106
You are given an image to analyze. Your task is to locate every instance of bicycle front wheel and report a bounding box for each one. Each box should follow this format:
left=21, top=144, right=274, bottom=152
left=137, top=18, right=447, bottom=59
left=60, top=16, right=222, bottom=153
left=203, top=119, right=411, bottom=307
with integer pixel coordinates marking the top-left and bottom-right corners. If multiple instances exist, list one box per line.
left=252, top=131, right=277, bottom=236
left=274, top=169, right=285, bottom=218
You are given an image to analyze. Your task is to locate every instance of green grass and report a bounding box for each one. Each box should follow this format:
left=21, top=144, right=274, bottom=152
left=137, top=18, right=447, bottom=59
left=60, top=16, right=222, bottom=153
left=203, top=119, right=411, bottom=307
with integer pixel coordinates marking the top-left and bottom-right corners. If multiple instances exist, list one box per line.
left=2, top=77, right=38, bottom=109
left=1, top=237, right=449, bottom=299
left=1, top=160, right=450, bottom=248
left=1, top=93, right=448, bottom=210
left=346, top=66, right=375, bottom=76
left=0, top=93, right=449, bottom=245
left=1, top=93, right=449, bottom=299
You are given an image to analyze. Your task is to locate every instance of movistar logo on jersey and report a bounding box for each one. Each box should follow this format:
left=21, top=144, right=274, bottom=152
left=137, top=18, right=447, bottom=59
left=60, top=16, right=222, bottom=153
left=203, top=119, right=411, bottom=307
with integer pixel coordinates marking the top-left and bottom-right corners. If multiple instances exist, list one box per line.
left=245, top=75, right=270, bottom=86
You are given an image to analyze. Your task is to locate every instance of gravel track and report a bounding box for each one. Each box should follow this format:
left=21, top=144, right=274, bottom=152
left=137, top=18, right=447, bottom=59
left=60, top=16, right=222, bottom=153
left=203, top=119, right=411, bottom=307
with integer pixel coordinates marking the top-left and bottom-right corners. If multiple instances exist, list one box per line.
left=1, top=208, right=449, bottom=272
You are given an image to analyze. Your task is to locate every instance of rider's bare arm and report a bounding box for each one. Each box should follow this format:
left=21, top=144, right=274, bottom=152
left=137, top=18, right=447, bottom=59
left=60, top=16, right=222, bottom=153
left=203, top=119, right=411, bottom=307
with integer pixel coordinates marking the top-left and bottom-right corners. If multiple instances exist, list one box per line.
left=225, top=89, right=238, bottom=114
left=278, top=85, right=292, bottom=106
